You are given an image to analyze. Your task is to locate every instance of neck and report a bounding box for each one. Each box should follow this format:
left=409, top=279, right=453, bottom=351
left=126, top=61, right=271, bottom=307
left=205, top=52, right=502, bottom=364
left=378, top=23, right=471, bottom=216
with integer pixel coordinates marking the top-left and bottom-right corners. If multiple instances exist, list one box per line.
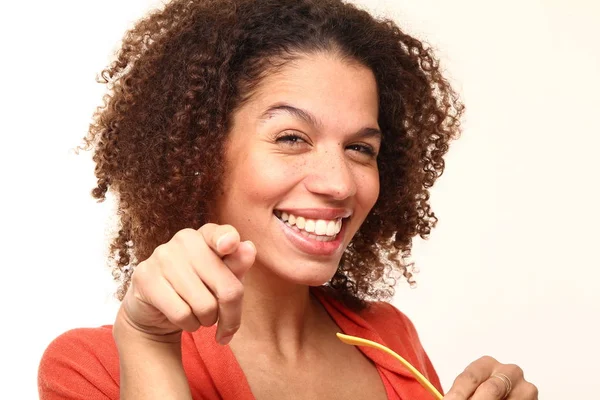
left=232, top=264, right=327, bottom=358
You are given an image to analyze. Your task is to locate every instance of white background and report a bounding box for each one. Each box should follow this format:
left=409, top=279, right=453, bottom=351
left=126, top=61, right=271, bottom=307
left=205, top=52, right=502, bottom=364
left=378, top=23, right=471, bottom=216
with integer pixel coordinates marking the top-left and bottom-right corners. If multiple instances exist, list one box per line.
left=1, top=0, right=598, bottom=398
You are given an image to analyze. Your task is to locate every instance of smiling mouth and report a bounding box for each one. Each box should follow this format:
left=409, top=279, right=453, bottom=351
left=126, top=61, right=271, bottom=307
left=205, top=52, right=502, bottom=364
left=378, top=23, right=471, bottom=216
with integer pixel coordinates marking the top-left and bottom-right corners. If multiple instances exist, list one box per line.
left=273, top=210, right=347, bottom=242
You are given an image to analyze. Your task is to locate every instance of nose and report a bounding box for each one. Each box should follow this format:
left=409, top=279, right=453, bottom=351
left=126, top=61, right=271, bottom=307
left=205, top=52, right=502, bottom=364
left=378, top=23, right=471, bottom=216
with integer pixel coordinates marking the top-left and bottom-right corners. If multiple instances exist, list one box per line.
left=303, top=149, right=357, bottom=200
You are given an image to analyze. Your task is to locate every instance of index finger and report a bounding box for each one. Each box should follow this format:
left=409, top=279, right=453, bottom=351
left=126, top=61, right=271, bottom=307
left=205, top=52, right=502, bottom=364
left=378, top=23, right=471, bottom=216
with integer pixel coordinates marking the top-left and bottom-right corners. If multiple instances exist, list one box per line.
left=444, top=356, right=498, bottom=399
left=198, top=223, right=241, bottom=257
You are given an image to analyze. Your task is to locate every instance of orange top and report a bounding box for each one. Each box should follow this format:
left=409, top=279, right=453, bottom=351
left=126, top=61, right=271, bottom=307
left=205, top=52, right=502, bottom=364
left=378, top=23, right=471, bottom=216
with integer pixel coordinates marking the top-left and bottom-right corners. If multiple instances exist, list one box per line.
left=38, top=288, right=443, bottom=399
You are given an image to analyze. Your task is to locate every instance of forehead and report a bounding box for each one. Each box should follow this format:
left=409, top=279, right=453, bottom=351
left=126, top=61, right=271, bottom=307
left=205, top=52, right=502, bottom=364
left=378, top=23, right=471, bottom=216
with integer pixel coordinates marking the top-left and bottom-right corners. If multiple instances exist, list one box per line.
left=240, top=53, right=379, bottom=127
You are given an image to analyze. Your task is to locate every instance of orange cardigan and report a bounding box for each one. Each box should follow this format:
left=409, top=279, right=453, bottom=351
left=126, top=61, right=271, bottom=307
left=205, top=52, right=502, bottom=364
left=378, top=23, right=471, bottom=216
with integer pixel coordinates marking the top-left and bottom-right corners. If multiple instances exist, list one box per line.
left=39, top=288, right=443, bottom=399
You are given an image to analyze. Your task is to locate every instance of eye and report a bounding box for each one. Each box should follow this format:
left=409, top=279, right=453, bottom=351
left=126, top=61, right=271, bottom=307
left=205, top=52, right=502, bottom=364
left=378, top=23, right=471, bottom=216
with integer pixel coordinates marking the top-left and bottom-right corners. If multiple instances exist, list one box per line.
left=274, top=132, right=311, bottom=148
left=276, top=133, right=306, bottom=145
left=346, top=143, right=377, bottom=158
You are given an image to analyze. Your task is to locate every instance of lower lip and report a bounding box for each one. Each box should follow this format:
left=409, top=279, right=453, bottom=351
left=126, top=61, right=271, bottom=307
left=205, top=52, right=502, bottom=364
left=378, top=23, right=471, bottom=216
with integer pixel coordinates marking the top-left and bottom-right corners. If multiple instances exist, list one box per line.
left=275, top=216, right=346, bottom=257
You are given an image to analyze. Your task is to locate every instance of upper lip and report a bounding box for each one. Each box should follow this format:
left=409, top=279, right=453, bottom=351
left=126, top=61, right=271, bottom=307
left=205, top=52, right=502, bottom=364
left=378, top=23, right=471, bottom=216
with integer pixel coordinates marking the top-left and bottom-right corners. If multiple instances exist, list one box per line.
left=275, top=208, right=352, bottom=220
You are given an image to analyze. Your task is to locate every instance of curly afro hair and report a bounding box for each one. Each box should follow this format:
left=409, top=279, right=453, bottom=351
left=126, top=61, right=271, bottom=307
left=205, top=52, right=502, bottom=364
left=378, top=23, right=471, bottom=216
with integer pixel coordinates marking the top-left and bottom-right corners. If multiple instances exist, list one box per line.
left=83, top=0, right=463, bottom=310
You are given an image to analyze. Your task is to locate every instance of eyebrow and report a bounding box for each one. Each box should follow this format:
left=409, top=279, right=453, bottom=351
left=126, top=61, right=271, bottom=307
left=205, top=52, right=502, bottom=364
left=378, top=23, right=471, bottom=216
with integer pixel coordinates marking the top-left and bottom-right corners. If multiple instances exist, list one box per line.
left=259, top=103, right=322, bottom=128
left=259, top=102, right=382, bottom=139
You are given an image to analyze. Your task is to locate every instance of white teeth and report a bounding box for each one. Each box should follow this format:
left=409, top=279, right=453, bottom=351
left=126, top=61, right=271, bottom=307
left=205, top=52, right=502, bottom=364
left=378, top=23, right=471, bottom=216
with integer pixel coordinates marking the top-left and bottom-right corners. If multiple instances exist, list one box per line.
left=313, top=234, right=331, bottom=242
left=297, top=229, right=336, bottom=242
left=304, top=219, right=315, bottom=233
left=315, top=220, right=327, bottom=235
left=276, top=211, right=345, bottom=237
left=326, top=220, right=337, bottom=236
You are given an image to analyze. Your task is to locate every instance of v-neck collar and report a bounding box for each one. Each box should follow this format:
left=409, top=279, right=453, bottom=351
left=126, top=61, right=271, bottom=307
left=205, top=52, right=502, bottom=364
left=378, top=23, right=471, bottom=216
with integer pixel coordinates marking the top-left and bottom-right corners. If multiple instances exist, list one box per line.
left=189, top=287, right=418, bottom=399
left=312, top=288, right=422, bottom=380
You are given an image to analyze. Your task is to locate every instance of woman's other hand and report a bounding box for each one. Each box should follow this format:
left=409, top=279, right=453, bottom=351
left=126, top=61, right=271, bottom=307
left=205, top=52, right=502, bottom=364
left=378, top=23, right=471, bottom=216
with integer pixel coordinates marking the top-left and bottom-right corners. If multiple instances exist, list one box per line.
left=117, top=223, right=256, bottom=345
left=443, top=356, right=538, bottom=399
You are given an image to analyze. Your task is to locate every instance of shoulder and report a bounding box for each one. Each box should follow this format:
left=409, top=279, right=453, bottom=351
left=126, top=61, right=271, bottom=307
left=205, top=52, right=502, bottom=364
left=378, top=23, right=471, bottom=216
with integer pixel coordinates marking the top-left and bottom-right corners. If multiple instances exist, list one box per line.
left=38, top=326, right=119, bottom=400
left=361, top=301, right=421, bottom=344
left=40, top=325, right=118, bottom=368
left=360, top=301, right=442, bottom=389
left=43, top=325, right=116, bottom=352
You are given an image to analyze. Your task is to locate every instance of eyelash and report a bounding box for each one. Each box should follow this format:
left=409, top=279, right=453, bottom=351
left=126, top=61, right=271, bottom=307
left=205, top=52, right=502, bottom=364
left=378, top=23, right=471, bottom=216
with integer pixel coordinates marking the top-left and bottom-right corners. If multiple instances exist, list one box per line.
left=276, top=133, right=377, bottom=157
left=276, top=133, right=306, bottom=145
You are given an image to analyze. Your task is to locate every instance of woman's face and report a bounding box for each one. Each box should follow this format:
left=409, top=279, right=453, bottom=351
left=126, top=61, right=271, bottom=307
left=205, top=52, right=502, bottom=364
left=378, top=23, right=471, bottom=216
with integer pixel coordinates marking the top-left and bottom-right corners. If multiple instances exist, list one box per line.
left=215, top=53, right=381, bottom=286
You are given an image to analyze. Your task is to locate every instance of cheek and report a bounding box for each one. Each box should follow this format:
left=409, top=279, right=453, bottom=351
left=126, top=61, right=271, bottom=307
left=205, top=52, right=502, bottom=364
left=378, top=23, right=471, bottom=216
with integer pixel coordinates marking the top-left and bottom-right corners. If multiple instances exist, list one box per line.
left=220, top=153, right=306, bottom=245
left=228, top=151, right=304, bottom=207
left=356, top=168, right=380, bottom=210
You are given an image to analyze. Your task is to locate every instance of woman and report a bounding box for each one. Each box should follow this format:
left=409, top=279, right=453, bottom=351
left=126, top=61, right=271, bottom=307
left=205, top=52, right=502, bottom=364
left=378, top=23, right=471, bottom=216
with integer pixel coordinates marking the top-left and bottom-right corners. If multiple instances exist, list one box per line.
left=39, top=0, right=538, bottom=398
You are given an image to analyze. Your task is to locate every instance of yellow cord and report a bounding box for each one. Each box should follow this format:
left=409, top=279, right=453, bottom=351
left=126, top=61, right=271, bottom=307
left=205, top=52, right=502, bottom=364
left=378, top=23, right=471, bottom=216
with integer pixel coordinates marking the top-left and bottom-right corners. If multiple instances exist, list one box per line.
left=336, top=332, right=443, bottom=400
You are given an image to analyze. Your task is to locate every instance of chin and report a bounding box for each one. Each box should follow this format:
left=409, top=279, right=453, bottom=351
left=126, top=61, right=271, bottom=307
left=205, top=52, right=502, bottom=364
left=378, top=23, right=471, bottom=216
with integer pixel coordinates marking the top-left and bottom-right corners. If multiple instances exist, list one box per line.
left=263, top=255, right=341, bottom=287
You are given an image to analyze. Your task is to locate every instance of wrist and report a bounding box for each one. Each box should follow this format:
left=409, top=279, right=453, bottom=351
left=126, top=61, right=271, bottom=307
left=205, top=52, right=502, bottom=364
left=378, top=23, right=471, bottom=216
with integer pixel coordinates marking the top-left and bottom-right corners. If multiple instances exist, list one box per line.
left=113, top=307, right=183, bottom=346
left=113, top=309, right=192, bottom=400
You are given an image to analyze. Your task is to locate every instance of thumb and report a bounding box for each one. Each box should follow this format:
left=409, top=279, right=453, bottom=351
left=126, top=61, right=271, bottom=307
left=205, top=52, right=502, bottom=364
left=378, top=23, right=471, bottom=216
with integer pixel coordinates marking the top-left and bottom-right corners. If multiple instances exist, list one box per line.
left=222, top=240, right=256, bottom=280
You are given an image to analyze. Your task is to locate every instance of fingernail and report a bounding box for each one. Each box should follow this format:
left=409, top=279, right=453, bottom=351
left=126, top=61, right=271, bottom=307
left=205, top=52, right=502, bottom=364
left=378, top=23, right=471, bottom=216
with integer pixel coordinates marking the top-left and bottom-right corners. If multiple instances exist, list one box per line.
left=216, top=233, right=233, bottom=251
left=218, top=334, right=233, bottom=346
left=244, top=240, right=256, bottom=253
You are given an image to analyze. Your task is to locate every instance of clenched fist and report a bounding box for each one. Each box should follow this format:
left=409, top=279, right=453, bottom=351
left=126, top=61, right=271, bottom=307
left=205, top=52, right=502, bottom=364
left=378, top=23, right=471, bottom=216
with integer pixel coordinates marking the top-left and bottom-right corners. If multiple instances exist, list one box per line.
left=117, top=224, right=256, bottom=345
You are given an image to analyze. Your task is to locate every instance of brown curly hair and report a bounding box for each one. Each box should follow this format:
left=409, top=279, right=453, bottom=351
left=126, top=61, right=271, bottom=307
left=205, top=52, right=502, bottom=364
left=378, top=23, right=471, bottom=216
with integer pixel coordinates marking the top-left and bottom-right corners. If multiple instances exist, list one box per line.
left=83, top=0, right=463, bottom=310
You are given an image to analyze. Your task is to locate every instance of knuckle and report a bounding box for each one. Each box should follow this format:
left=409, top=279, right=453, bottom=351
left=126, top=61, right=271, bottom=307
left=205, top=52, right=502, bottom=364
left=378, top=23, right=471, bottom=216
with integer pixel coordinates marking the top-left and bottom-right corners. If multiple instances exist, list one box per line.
left=194, top=301, right=218, bottom=316
left=173, top=228, right=196, bottom=243
left=479, top=355, right=498, bottom=364
left=170, top=306, right=192, bottom=325
left=173, top=228, right=205, bottom=255
left=217, top=282, right=244, bottom=304
left=459, top=370, right=480, bottom=386
left=202, top=222, right=218, bottom=231
left=193, top=300, right=218, bottom=322
left=152, top=244, right=170, bottom=261
left=525, top=383, right=539, bottom=398
left=507, top=363, right=524, bottom=378
left=131, top=263, right=150, bottom=286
